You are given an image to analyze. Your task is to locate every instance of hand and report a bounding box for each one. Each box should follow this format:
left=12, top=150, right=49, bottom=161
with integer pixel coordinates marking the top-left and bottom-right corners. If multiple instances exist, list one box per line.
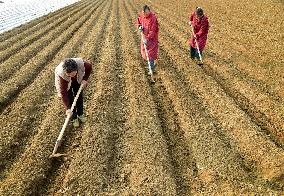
left=81, top=80, right=87, bottom=88
left=143, top=39, right=147, bottom=45
left=188, top=21, right=192, bottom=26
left=66, top=109, right=73, bottom=117
left=138, top=25, right=143, bottom=32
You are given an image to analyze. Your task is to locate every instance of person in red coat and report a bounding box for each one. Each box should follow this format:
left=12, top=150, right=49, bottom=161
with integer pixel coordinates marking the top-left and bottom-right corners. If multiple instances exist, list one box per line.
left=188, top=7, right=209, bottom=65
left=136, top=5, right=159, bottom=73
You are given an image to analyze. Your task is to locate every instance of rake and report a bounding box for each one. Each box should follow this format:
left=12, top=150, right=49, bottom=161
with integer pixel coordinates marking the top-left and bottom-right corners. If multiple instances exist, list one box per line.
left=190, top=24, right=203, bottom=65
left=141, top=32, right=155, bottom=83
left=49, top=84, right=83, bottom=158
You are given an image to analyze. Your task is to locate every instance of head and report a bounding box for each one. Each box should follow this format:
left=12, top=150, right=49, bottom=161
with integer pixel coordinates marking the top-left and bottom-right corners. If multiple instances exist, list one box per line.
left=143, top=5, right=151, bottom=17
left=195, top=7, right=204, bottom=19
left=63, top=58, right=78, bottom=77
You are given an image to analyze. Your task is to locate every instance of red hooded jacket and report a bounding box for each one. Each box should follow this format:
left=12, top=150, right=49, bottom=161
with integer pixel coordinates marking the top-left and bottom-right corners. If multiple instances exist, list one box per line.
left=136, top=12, right=159, bottom=60
left=189, top=12, right=209, bottom=51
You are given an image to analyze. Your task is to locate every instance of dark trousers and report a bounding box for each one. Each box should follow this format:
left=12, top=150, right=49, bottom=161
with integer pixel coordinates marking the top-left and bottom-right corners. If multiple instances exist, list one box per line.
left=149, top=59, right=156, bottom=70
left=68, top=80, right=83, bottom=120
left=190, top=46, right=202, bottom=60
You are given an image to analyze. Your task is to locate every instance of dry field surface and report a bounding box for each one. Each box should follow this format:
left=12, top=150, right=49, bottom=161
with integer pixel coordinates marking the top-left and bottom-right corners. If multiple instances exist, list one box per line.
left=0, top=0, right=283, bottom=195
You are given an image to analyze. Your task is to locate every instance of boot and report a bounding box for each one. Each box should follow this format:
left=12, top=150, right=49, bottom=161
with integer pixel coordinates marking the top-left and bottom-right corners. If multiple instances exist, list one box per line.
left=71, top=118, right=80, bottom=128
left=197, top=59, right=203, bottom=66
left=78, top=114, right=87, bottom=123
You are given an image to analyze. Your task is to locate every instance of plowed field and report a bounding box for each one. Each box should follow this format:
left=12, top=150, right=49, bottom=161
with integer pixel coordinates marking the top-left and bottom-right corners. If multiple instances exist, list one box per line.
left=0, top=0, right=283, bottom=195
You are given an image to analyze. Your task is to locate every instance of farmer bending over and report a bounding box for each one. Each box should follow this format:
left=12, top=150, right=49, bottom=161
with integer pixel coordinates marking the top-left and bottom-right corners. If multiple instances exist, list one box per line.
left=136, top=5, right=159, bottom=74
left=55, top=58, right=92, bottom=128
left=188, top=7, right=209, bottom=65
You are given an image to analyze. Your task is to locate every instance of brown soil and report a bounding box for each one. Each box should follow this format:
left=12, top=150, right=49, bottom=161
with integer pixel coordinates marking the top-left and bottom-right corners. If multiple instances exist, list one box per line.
left=0, top=0, right=283, bottom=195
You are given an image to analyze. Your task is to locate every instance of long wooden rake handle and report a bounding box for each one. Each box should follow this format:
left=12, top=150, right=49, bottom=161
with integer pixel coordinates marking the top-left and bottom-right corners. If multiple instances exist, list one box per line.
left=50, top=84, right=84, bottom=157
left=190, top=24, right=203, bottom=63
left=141, top=32, right=155, bottom=83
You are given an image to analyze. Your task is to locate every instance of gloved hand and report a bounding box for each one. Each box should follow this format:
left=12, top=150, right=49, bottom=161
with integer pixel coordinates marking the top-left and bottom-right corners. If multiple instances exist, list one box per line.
left=81, top=80, right=88, bottom=88
left=138, top=25, right=143, bottom=32
left=143, top=39, right=147, bottom=45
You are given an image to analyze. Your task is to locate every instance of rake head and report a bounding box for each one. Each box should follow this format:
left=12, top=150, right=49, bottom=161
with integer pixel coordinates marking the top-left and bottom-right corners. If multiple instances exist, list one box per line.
left=49, top=153, right=67, bottom=158
left=49, top=139, right=64, bottom=158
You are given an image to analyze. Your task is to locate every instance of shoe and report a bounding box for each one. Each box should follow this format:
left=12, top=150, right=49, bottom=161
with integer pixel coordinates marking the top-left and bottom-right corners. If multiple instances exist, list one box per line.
left=71, top=118, right=80, bottom=128
left=78, top=115, right=87, bottom=123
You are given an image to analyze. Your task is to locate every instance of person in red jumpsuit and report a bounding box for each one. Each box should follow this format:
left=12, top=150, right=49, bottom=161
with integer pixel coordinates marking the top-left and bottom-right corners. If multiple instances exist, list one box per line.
left=188, top=7, right=209, bottom=65
left=136, top=5, right=159, bottom=73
